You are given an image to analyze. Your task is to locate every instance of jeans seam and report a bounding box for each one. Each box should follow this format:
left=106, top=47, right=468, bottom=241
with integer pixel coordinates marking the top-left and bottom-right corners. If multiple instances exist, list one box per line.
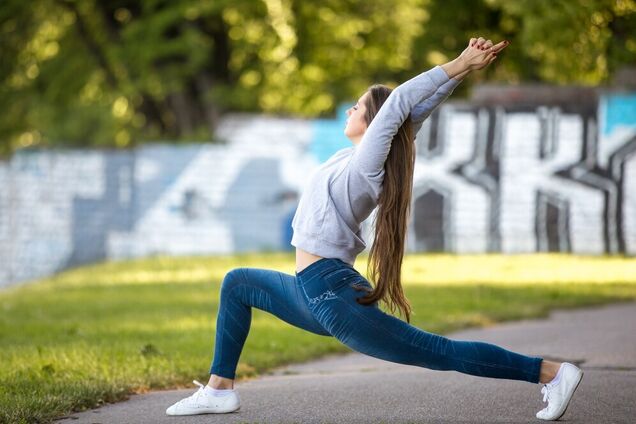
left=334, top=294, right=537, bottom=377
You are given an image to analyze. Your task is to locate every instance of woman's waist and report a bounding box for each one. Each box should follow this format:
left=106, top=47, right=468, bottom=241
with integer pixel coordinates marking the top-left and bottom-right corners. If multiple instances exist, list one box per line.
left=295, top=248, right=324, bottom=274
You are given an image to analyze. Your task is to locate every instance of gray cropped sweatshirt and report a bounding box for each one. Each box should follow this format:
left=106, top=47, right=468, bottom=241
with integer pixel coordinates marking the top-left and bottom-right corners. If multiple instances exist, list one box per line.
left=291, top=65, right=460, bottom=264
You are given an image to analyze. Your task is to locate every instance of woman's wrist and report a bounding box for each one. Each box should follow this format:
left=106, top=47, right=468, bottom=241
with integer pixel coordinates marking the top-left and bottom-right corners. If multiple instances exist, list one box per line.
left=454, top=68, right=471, bottom=81
left=440, top=57, right=470, bottom=80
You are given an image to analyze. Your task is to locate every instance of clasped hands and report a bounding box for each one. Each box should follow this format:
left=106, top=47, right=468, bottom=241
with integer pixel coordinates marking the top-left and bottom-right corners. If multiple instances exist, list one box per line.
left=441, top=37, right=509, bottom=80
left=460, top=37, right=509, bottom=70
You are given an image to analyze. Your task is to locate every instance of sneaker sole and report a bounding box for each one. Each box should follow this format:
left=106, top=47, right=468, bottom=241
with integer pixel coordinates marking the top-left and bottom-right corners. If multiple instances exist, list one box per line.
left=552, top=368, right=583, bottom=421
left=166, top=405, right=240, bottom=415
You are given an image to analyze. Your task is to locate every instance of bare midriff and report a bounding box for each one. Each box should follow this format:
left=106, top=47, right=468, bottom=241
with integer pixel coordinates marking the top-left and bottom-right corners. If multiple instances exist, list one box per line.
left=295, top=248, right=324, bottom=274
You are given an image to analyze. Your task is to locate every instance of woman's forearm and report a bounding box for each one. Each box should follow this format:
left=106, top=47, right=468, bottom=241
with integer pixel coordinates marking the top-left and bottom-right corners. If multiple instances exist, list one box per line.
left=440, top=57, right=470, bottom=80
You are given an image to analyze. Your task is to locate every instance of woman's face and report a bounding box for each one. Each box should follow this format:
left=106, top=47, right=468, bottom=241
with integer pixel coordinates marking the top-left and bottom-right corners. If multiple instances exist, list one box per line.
left=344, top=91, right=369, bottom=145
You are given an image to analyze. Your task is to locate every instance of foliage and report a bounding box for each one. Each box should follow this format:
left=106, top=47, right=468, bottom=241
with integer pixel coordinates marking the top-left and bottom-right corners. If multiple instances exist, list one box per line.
left=1, top=0, right=634, bottom=157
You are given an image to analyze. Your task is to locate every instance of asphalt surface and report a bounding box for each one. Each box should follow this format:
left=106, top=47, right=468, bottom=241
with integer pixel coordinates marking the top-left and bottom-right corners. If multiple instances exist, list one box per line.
left=56, top=301, right=636, bottom=423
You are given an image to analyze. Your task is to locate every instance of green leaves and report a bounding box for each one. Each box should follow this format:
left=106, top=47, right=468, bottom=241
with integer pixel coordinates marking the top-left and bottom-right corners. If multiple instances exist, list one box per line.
left=1, top=0, right=634, bottom=157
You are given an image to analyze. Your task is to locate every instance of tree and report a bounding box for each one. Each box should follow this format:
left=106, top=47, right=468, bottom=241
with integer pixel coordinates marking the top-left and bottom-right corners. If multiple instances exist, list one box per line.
left=1, top=0, right=634, bottom=157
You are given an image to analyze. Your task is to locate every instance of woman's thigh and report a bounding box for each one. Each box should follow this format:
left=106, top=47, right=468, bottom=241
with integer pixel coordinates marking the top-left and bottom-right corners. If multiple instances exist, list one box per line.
left=222, top=267, right=331, bottom=337
left=307, top=274, right=542, bottom=382
left=307, top=276, right=446, bottom=367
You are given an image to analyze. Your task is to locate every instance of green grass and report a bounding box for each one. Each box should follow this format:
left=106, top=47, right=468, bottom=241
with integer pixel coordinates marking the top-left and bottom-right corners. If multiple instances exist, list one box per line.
left=1, top=252, right=635, bottom=423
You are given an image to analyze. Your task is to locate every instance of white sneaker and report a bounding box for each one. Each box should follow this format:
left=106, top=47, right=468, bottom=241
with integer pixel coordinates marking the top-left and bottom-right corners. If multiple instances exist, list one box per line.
left=165, top=380, right=240, bottom=415
left=536, top=362, right=583, bottom=421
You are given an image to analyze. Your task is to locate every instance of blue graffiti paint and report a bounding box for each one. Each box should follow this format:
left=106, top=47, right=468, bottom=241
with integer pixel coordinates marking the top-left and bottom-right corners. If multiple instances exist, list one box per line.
left=310, top=103, right=353, bottom=162
left=220, top=158, right=293, bottom=252
left=281, top=206, right=296, bottom=250
left=136, top=144, right=203, bottom=222
left=601, top=94, right=636, bottom=136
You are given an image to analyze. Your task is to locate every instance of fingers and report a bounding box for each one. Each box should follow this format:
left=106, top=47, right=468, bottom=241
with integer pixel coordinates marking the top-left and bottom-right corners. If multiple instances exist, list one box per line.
left=476, top=38, right=490, bottom=51
left=489, top=40, right=509, bottom=53
left=485, top=43, right=505, bottom=65
left=464, top=36, right=509, bottom=70
left=470, top=37, right=482, bottom=47
left=477, top=40, right=494, bottom=57
left=470, top=37, right=509, bottom=53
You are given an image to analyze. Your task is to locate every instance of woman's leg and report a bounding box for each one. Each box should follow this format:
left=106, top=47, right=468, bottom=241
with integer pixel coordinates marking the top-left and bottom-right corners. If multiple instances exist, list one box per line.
left=306, top=277, right=543, bottom=384
left=210, top=267, right=331, bottom=384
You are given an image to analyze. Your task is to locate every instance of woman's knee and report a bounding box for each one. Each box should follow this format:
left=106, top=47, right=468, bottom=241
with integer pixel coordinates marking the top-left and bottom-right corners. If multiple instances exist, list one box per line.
left=219, top=268, right=246, bottom=297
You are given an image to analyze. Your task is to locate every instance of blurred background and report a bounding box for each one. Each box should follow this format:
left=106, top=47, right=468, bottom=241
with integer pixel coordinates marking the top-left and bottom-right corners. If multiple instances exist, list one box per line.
left=1, top=0, right=635, bottom=286
left=2, top=2, right=636, bottom=422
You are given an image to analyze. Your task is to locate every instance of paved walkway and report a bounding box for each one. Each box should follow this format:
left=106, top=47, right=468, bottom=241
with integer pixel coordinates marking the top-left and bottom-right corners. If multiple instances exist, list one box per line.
left=57, top=301, right=636, bottom=423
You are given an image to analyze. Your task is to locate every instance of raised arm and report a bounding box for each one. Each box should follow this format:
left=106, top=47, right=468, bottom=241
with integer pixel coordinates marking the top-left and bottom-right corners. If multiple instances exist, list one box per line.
left=349, top=66, right=451, bottom=177
left=410, top=78, right=462, bottom=135
left=350, top=38, right=508, bottom=177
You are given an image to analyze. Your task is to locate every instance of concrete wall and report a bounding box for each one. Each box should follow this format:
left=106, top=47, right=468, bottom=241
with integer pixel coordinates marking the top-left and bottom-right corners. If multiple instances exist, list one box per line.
left=1, top=93, right=635, bottom=287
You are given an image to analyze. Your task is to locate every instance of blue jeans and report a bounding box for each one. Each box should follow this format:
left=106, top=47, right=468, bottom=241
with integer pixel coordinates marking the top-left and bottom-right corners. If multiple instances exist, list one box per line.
left=210, top=257, right=543, bottom=383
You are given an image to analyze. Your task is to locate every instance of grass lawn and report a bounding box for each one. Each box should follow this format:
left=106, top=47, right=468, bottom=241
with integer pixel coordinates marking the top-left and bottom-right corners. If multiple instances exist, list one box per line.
left=1, top=252, right=635, bottom=423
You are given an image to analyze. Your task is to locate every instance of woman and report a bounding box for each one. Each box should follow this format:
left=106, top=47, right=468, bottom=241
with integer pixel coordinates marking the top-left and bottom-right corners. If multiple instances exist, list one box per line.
left=166, top=37, right=583, bottom=421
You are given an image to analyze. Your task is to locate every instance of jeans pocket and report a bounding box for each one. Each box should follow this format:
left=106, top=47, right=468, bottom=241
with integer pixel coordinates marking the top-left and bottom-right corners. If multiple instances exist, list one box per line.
left=319, top=267, right=346, bottom=280
left=328, top=270, right=366, bottom=294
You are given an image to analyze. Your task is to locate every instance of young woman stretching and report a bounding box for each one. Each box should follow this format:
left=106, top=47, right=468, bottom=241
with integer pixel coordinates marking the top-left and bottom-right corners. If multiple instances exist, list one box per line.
left=166, top=37, right=583, bottom=421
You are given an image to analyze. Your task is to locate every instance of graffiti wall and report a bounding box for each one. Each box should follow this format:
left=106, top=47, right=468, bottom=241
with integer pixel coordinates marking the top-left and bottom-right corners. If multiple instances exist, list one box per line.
left=410, top=100, right=636, bottom=254
left=1, top=93, right=634, bottom=287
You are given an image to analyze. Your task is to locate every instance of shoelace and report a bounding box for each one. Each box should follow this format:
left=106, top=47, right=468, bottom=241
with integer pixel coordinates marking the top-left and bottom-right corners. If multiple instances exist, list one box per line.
left=176, top=380, right=206, bottom=405
left=541, top=384, right=552, bottom=403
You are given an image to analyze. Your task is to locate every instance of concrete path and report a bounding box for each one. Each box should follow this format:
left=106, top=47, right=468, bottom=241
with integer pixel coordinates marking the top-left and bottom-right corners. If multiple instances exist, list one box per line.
left=57, top=302, right=636, bottom=423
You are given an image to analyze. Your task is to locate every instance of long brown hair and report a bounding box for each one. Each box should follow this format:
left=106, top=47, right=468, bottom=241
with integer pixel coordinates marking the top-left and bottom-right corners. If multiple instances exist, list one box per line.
left=353, top=84, right=416, bottom=323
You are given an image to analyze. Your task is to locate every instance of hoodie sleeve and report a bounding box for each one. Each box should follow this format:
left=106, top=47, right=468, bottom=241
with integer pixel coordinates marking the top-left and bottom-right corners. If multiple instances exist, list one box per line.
left=349, top=65, right=451, bottom=177
left=410, top=78, right=461, bottom=136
